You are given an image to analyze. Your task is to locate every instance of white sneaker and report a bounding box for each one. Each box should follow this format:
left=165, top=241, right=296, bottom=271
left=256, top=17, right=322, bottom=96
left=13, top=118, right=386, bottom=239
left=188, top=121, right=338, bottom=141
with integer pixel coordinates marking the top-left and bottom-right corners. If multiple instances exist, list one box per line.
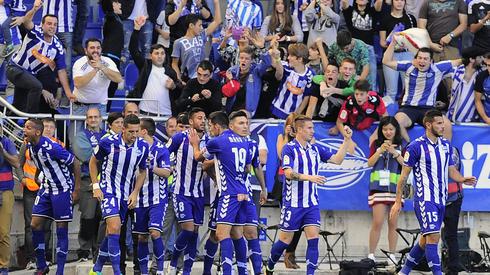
left=367, top=253, right=376, bottom=262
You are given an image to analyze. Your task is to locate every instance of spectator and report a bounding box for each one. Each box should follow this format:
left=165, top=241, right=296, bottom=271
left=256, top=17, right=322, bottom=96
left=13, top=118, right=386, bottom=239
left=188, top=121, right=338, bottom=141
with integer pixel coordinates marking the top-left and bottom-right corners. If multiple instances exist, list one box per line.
left=328, top=30, right=372, bottom=88
left=177, top=60, right=223, bottom=115
left=176, top=112, right=191, bottom=131
left=222, top=46, right=272, bottom=116
left=0, top=0, right=14, bottom=57
left=336, top=79, right=387, bottom=135
left=379, top=0, right=417, bottom=101
left=71, top=108, right=106, bottom=262
left=260, top=0, right=303, bottom=48
left=155, top=9, right=171, bottom=59
left=0, top=126, right=19, bottom=274
left=7, top=0, right=73, bottom=114
left=447, top=47, right=485, bottom=123
left=382, top=43, right=459, bottom=141
left=0, top=0, right=23, bottom=96
left=306, top=63, right=349, bottom=121
left=155, top=116, right=177, bottom=143
left=468, top=0, right=490, bottom=52
left=219, top=27, right=266, bottom=67
left=171, top=0, right=222, bottom=82
left=304, top=0, right=340, bottom=46
left=128, top=17, right=179, bottom=117
left=166, top=0, right=213, bottom=49
left=73, top=0, right=89, bottom=54
left=271, top=43, right=314, bottom=119
left=291, top=0, right=310, bottom=43
left=123, top=102, right=140, bottom=117
left=306, top=38, right=329, bottom=75
left=366, top=116, right=404, bottom=263
left=474, top=52, right=490, bottom=124
left=72, top=38, right=123, bottom=117
left=224, top=0, right=263, bottom=32
left=100, top=0, right=124, bottom=112
left=105, top=112, right=124, bottom=135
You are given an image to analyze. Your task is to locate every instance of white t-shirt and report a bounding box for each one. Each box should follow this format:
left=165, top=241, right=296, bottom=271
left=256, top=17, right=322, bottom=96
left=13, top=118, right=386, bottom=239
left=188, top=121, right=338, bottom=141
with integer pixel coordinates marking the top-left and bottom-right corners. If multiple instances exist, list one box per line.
left=139, top=65, right=172, bottom=116
left=156, top=10, right=170, bottom=48
left=128, top=0, right=148, bottom=20
left=73, top=56, right=119, bottom=104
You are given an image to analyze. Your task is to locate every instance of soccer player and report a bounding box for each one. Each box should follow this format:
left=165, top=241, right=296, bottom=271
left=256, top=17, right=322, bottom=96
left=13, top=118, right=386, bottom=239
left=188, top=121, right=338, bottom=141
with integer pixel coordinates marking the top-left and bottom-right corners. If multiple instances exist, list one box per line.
left=24, top=118, right=80, bottom=275
left=189, top=110, right=252, bottom=275
left=166, top=107, right=208, bottom=275
left=266, top=115, right=353, bottom=275
left=135, top=118, right=172, bottom=275
left=89, top=114, right=149, bottom=275
left=390, top=109, right=477, bottom=275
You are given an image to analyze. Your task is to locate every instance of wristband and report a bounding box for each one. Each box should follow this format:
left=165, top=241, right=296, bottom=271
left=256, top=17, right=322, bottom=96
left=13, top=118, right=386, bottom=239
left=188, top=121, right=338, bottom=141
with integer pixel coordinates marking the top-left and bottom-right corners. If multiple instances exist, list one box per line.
left=92, top=182, right=100, bottom=190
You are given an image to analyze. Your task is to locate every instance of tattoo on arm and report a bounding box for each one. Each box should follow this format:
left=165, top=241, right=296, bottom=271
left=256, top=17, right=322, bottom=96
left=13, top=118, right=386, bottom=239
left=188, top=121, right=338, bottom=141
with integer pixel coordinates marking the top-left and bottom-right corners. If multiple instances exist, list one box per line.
left=291, top=172, right=301, bottom=181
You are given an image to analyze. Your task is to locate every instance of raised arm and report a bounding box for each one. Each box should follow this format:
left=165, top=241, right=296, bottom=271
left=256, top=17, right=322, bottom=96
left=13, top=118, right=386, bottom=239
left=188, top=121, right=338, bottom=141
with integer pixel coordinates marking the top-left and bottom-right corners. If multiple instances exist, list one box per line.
left=382, top=41, right=398, bottom=70
left=205, top=0, right=222, bottom=36
left=23, top=0, right=42, bottom=30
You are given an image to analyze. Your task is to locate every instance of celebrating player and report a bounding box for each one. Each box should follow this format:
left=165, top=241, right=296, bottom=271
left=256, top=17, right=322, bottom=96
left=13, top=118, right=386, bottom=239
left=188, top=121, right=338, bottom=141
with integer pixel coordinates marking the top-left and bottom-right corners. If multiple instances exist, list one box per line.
left=24, top=118, right=81, bottom=275
left=266, top=115, right=353, bottom=275
left=89, top=114, right=149, bottom=275
left=390, top=110, right=477, bottom=275
left=134, top=118, right=172, bottom=275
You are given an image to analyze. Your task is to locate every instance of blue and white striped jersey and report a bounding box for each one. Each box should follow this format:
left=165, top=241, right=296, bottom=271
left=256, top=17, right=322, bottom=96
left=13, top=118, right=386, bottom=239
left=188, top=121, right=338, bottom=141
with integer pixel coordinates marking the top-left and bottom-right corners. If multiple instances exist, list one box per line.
left=11, top=0, right=27, bottom=14
left=205, top=129, right=251, bottom=197
left=42, top=0, right=73, bottom=33
left=93, top=134, right=149, bottom=201
left=272, top=61, right=314, bottom=119
left=447, top=65, right=480, bottom=122
left=11, top=25, right=66, bottom=74
left=292, top=0, right=309, bottom=31
left=166, top=130, right=208, bottom=198
left=397, top=60, right=453, bottom=107
left=225, top=0, right=263, bottom=30
left=28, top=136, right=74, bottom=195
left=137, top=140, right=171, bottom=208
left=404, top=135, right=454, bottom=205
left=281, top=140, right=333, bottom=208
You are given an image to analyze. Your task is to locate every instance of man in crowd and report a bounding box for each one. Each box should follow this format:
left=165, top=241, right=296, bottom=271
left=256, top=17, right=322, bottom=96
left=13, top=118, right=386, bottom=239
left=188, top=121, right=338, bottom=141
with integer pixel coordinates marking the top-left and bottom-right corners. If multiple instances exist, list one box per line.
left=475, top=52, right=490, bottom=124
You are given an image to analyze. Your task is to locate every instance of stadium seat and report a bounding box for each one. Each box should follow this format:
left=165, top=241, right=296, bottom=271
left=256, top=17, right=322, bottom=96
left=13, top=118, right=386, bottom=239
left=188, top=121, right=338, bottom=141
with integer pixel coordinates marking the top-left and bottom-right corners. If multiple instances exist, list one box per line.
left=124, top=63, right=139, bottom=92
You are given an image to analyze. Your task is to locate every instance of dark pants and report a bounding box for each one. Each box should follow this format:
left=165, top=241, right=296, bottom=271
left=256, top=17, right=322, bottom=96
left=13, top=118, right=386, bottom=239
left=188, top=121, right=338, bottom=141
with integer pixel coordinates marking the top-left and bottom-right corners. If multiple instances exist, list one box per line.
left=103, top=54, right=121, bottom=112
left=444, top=197, right=463, bottom=273
left=23, top=188, right=52, bottom=262
left=73, top=0, right=89, bottom=47
left=6, top=64, right=43, bottom=113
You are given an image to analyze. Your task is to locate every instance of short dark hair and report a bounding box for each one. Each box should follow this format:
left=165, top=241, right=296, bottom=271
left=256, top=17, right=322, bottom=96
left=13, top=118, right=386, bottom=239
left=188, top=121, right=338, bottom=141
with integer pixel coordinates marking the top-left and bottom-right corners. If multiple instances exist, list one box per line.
left=376, top=116, right=403, bottom=147
left=198, top=60, right=213, bottom=73
left=42, top=14, right=58, bottom=24
left=123, top=114, right=140, bottom=127
left=209, top=111, right=229, bottom=129
left=415, top=47, right=433, bottom=60
left=28, top=118, right=44, bottom=133
left=42, top=117, right=56, bottom=126
left=150, top=43, right=165, bottom=54
left=107, top=112, right=124, bottom=126
left=229, top=110, right=248, bottom=121
left=177, top=112, right=189, bottom=125
left=422, top=109, right=443, bottom=127
left=354, top=79, right=371, bottom=92
left=185, top=14, right=201, bottom=30
left=337, top=30, right=352, bottom=49
left=85, top=38, right=102, bottom=48
left=341, top=57, right=356, bottom=67
left=293, top=114, right=312, bottom=130
left=140, top=118, right=156, bottom=135
left=240, top=46, right=254, bottom=56
left=189, top=107, right=206, bottom=119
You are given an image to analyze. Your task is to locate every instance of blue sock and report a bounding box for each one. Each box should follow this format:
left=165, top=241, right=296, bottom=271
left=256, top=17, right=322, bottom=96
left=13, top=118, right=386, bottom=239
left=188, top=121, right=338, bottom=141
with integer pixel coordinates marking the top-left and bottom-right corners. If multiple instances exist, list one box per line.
left=170, top=230, right=193, bottom=268
left=233, top=237, right=248, bottom=275
left=248, top=238, right=262, bottom=275
left=108, top=234, right=121, bottom=275
left=55, top=227, right=68, bottom=275
left=32, top=229, right=47, bottom=270
left=94, top=237, right=109, bottom=272
left=401, top=243, right=425, bottom=275
left=203, top=238, right=218, bottom=275
left=267, top=240, right=289, bottom=271
left=306, top=238, right=319, bottom=275
left=425, top=243, right=442, bottom=275
left=183, top=232, right=198, bottom=274
left=220, top=238, right=234, bottom=275
left=137, top=241, right=149, bottom=275
left=152, top=237, right=165, bottom=273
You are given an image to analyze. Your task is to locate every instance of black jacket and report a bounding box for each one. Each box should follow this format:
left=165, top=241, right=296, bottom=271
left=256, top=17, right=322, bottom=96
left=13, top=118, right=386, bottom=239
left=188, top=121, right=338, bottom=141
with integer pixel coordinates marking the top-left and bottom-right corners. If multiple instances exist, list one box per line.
left=127, top=29, right=182, bottom=115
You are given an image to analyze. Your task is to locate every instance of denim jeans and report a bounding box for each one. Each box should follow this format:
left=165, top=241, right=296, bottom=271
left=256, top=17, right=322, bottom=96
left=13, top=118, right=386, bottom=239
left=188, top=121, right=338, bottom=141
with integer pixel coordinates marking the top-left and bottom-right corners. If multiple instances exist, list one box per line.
left=367, top=44, right=378, bottom=91
left=73, top=0, right=89, bottom=47
left=1, top=17, right=12, bottom=45
left=57, top=32, right=73, bottom=77
left=122, top=20, right=154, bottom=71
left=382, top=51, right=414, bottom=101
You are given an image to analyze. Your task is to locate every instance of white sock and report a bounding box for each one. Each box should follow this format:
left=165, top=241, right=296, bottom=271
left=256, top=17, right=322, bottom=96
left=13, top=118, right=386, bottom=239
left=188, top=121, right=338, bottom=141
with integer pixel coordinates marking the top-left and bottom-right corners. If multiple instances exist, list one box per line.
left=368, top=253, right=376, bottom=261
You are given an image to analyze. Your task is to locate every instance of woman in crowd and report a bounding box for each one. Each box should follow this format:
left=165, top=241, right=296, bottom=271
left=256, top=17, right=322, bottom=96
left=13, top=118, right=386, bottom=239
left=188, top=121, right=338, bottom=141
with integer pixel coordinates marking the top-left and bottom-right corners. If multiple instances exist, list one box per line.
left=366, top=116, right=405, bottom=262
left=304, top=0, right=340, bottom=46
left=260, top=0, right=303, bottom=48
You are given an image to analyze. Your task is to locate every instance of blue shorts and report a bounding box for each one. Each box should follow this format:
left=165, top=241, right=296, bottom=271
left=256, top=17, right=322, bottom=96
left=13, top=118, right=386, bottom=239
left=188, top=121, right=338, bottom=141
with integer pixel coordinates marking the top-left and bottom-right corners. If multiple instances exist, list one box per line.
left=101, top=193, right=128, bottom=224
left=208, top=195, right=218, bottom=231
left=133, top=201, right=168, bottom=234
left=32, top=189, right=73, bottom=222
left=244, top=199, right=259, bottom=226
left=173, top=193, right=204, bottom=226
left=216, top=195, right=248, bottom=226
left=280, top=205, right=321, bottom=232
left=414, top=200, right=445, bottom=235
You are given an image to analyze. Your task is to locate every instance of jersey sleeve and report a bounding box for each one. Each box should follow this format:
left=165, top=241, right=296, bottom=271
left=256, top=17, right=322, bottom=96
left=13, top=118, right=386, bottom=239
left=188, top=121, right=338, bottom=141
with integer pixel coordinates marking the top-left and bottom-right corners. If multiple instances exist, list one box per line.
left=2, top=138, right=18, bottom=155
left=315, top=143, right=333, bottom=163
left=166, top=133, right=184, bottom=154
left=435, top=61, right=454, bottom=76
left=52, top=143, right=74, bottom=166
left=281, top=144, right=295, bottom=170
left=157, top=146, right=171, bottom=170
left=396, top=61, right=412, bottom=72
left=205, top=137, right=221, bottom=156
left=139, top=144, right=149, bottom=170
left=403, top=142, right=420, bottom=167
left=249, top=141, right=259, bottom=168
left=93, top=137, right=110, bottom=161
left=376, top=96, right=387, bottom=115
left=54, top=48, right=67, bottom=70
left=448, top=144, right=455, bottom=166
